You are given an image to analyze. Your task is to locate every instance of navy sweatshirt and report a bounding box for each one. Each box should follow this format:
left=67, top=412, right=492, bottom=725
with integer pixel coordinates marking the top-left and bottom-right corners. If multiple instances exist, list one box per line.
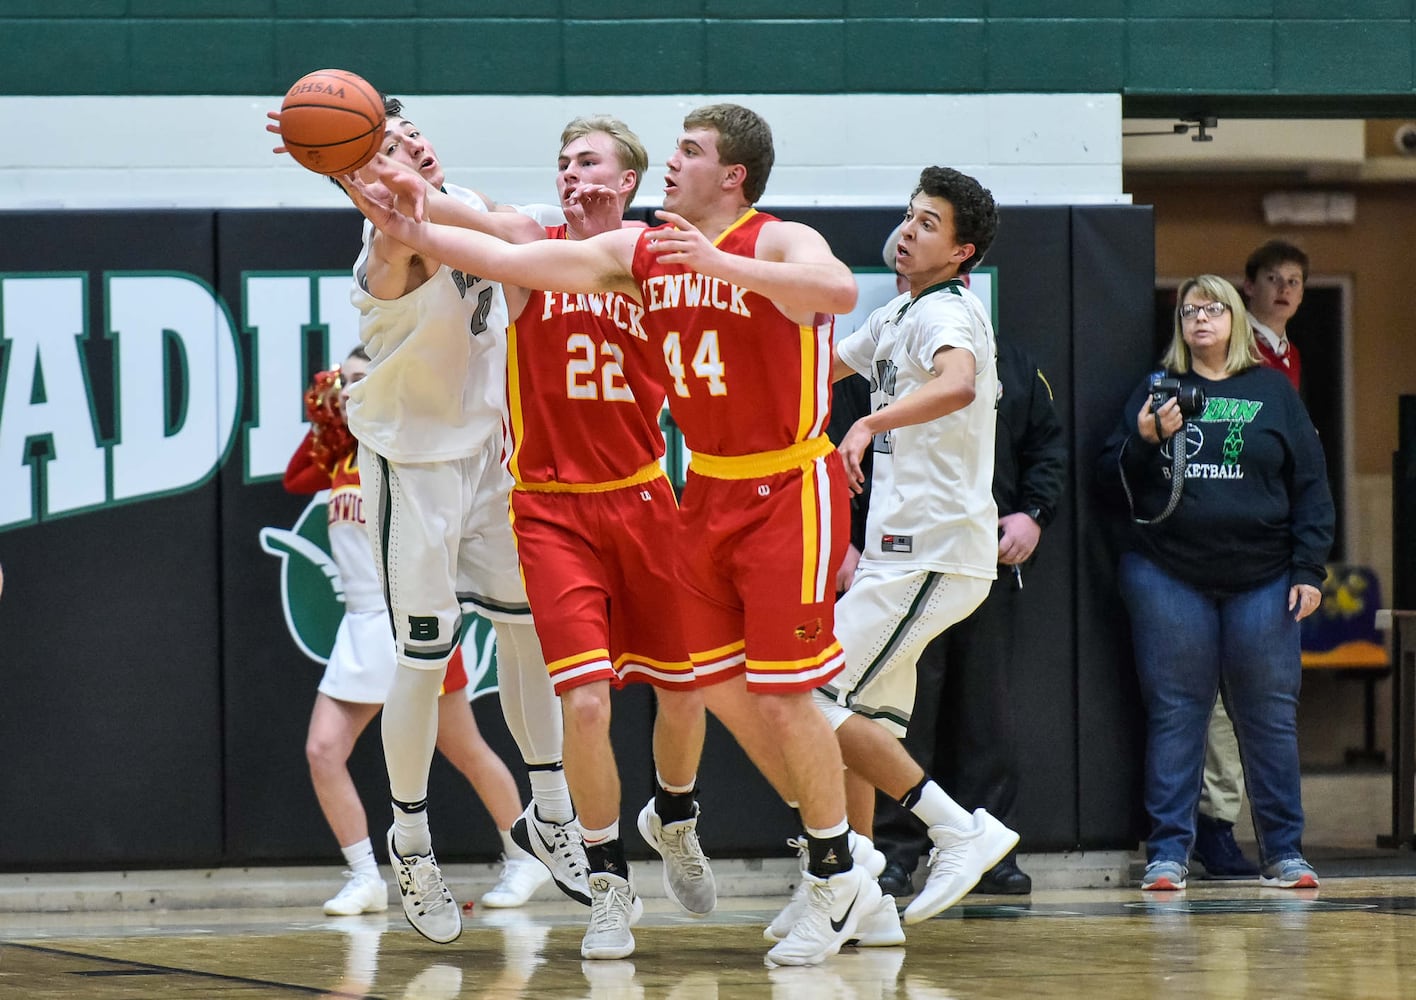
left=1098, top=364, right=1333, bottom=594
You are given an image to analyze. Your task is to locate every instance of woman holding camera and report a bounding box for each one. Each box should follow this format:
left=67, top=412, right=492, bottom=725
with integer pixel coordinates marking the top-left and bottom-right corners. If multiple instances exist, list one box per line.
left=1098, top=274, right=1333, bottom=891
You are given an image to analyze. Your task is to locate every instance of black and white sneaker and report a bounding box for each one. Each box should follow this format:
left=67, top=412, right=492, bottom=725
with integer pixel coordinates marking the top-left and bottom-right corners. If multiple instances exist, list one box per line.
left=386, top=826, right=461, bottom=944
left=510, top=803, right=591, bottom=906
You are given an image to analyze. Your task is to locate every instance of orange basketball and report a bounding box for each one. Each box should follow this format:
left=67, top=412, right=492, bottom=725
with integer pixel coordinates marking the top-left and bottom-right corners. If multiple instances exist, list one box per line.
left=278, top=69, right=385, bottom=176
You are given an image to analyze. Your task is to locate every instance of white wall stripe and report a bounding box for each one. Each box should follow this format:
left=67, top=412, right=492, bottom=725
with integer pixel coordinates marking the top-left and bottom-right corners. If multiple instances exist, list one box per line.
left=2, top=93, right=1124, bottom=210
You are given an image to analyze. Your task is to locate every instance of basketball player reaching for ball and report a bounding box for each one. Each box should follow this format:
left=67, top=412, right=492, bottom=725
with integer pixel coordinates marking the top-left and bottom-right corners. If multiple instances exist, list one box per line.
left=271, top=96, right=585, bottom=945
left=343, top=103, right=884, bottom=968
left=389, top=115, right=716, bottom=961
left=284, top=346, right=547, bottom=917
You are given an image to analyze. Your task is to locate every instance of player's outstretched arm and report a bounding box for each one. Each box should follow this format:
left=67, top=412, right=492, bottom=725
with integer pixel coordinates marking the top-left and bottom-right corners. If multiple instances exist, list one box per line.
left=649, top=211, right=857, bottom=320
left=343, top=172, right=641, bottom=299
left=423, top=186, right=545, bottom=244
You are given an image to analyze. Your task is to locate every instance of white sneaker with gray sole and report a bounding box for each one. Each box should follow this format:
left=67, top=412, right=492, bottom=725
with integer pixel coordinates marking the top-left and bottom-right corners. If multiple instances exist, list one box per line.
left=386, top=826, right=462, bottom=944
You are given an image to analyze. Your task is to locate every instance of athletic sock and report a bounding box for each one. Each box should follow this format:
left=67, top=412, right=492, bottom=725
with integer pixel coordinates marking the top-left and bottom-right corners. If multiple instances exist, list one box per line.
left=654, top=772, right=697, bottom=824
left=390, top=797, right=432, bottom=857
left=528, top=762, right=575, bottom=824
left=902, top=777, right=973, bottom=832
left=804, top=819, right=853, bottom=878
left=340, top=837, right=380, bottom=879
left=582, top=828, right=629, bottom=879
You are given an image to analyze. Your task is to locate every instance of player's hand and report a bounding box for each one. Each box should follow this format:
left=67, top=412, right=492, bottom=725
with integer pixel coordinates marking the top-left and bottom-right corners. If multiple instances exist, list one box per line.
left=837, top=419, right=874, bottom=495
left=337, top=172, right=399, bottom=230
left=835, top=543, right=862, bottom=594
left=339, top=156, right=426, bottom=228
left=649, top=210, right=720, bottom=269
left=1137, top=395, right=1182, bottom=444
left=1290, top=583, right=1322, bottom=622
left=563, top=183, right=621, bottom=236
left=998, top=511, right=1042, bottom=565
left=363, top=155, right=428, bottom=223
left=266, top=110, right=288, bottom=154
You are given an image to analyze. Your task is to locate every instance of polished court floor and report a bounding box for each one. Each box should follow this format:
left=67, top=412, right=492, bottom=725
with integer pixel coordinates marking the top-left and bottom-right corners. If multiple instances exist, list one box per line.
left=6, top=874, right=1416, bottom=999
left=6, top=770, right=1416, bottom=999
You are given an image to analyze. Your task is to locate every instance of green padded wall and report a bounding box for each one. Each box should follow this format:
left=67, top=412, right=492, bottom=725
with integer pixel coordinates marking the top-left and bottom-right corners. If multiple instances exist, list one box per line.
left=3, top=5, right=1415, bottom=114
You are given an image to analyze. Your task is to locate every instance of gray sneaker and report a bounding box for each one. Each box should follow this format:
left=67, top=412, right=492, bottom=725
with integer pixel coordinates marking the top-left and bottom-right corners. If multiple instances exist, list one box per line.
left=581, top=872, right=638, bottom=960
left=636, top=798, right=716, bottom=916
left=386, top=826, right=462, bottom=944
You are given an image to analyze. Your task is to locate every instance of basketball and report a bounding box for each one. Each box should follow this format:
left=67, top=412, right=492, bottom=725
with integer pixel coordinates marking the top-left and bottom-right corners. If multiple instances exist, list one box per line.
left=278, top=69, right=385, bottom=176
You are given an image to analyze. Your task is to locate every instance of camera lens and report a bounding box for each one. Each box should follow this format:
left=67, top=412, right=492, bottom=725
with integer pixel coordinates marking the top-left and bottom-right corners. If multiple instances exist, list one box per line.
left=1179, top=385, right=1207, bottom=417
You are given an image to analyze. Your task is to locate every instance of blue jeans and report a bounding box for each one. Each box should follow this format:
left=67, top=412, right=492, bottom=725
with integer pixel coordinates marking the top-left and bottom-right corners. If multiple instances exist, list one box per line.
left=1118, top=551, right=1306, bottom=867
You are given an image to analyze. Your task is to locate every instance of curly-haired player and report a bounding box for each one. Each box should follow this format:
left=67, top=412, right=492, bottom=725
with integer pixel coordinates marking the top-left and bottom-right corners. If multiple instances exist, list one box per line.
left=818, top=166, right=1018, bottom=927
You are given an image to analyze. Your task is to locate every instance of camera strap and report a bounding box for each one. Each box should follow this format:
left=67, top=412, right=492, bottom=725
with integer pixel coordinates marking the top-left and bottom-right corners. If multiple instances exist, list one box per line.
left=1118, top=427, right=1188, bottom=525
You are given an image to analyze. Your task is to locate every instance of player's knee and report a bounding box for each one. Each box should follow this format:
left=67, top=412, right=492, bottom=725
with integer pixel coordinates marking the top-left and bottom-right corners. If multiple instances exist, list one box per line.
left=653, top=687, right=704, bottom=724
left=306, top=733, right=349, bottom=772
left=561, top=683, right=612, bottom=731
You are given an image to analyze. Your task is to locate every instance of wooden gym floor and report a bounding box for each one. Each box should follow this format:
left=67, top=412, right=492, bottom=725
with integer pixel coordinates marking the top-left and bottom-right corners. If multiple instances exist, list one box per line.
left=5, top=873, right=1416, bottom=999
left=5, top=772, right=1414, bottom=998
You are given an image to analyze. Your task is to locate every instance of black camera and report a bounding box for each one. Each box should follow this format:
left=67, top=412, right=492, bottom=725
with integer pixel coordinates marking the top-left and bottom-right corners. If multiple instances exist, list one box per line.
left=1150, top=375, right=1206, bottom=418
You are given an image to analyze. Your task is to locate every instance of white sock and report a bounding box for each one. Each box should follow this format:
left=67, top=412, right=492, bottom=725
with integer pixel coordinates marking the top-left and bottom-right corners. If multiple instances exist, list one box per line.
left=581, top=820, right=619, bottom=846
left=528, top=767, right=575, bottom=824
left=391, top=805, right=432, bottom=857
left=340, top=837, right=380, bottom=879
left=909, top=780, right=974, bottom=833
left=656, top=770, right=696, bottom=794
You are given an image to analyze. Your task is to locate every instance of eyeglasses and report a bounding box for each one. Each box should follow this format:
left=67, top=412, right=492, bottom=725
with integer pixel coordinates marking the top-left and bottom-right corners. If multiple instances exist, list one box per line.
left=1179, top=301, right=1229, bottom=320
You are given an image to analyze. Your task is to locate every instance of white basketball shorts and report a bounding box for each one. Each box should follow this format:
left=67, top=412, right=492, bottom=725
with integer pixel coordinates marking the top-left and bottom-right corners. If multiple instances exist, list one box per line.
left=360, top=437, right=532, bottom=671
left=818, top=564, right=991, bottom=737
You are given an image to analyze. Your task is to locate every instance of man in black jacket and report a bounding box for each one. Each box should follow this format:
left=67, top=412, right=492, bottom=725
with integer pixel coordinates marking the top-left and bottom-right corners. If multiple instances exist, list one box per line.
left=862, top=233, right=1067, bottom=896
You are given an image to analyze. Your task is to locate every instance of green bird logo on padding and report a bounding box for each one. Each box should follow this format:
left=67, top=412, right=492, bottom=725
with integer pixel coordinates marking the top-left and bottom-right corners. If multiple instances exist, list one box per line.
left=259, top=495, right=500, bottom=698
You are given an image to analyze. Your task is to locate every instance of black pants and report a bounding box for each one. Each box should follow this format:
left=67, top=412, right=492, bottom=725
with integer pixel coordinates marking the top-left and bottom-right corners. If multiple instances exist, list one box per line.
left=872, top=575, right=1020, bottom=870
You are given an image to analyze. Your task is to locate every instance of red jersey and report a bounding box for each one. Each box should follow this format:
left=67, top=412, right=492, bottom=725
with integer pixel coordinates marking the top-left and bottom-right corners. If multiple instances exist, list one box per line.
left=631, top=210, right=834, bottom=458
left=506, top=225, right=667, bottom=486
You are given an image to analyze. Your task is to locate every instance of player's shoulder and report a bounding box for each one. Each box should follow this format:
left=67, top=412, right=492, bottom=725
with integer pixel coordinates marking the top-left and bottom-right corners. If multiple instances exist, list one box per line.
left=750, top=214, right=834, bottom=260
left=906, top=282, right=973, bottom=321
left=443, top=182, right=488, bottom=211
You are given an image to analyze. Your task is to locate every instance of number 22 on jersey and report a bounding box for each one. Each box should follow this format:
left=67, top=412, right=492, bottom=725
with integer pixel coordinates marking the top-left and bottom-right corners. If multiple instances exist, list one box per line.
left=565, top=332, right=634, bottom=401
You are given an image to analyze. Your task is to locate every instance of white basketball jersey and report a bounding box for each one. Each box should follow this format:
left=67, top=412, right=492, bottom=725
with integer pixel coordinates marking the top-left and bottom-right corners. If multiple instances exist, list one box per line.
left=345, top=184, right=509, bottom=463
left=836, top=279, right=999, bottom=578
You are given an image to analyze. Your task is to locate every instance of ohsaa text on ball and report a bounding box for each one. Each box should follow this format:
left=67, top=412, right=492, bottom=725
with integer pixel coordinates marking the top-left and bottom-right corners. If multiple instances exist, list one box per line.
left=288, top=81, right=347, bottom=98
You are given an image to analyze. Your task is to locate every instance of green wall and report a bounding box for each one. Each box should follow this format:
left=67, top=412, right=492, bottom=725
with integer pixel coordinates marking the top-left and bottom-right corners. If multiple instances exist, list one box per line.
left=3, top=3, right=1415, bottom=115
